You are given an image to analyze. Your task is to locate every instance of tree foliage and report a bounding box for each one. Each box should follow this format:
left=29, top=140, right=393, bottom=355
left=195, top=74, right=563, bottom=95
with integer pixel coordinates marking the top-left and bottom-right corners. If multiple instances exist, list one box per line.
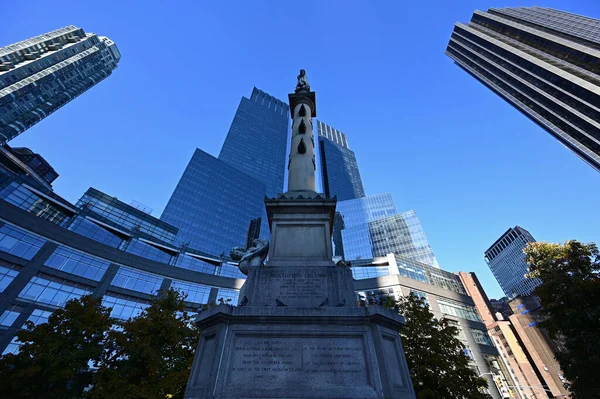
left=86, top=288, right=200, bottom=399
left=384, top=293, right=490, bottom=399
left=0, top=295, right=113, bottom=398
left=0, top=289, right=200, bottom=399
left=524, top=240, right=600, bottom=399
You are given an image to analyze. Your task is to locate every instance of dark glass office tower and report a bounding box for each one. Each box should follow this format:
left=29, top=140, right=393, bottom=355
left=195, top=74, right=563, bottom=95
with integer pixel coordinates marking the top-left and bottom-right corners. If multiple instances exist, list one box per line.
left=218, top=87, right=289, bottom=197
left=446, top=7, right=600, bottom=172
left=317, top=120, right=365, bottom=200
left=161, top=88, right=287, bottom=255
left=0, top=26, right=120, bottom=143
left=160, top=149, right=268, bottom=255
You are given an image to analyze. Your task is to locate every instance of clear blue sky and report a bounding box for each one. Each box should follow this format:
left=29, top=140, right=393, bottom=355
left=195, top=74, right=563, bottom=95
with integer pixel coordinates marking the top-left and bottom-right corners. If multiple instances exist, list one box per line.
left=3, top=0, right=599, bottom=299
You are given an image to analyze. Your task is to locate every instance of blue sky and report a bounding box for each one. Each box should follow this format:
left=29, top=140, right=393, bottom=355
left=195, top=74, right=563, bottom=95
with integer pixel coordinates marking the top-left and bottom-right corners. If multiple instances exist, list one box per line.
left=3, top=0, right=599, bottom=299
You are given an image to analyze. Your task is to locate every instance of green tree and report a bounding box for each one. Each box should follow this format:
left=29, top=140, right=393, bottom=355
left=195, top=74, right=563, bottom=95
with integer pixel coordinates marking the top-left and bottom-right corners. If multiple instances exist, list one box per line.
left=87, top=288, right=200, bottom=399
left=524, top=240, right=600, bottom=398
left=0, top=295, right=113, bottom=398
left=384, top=293, right=490, bottom=399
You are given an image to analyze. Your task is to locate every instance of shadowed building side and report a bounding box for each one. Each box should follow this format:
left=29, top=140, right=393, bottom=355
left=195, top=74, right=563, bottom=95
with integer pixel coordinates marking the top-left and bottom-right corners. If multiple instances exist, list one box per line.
left=317, top=120, right=365, bottom=201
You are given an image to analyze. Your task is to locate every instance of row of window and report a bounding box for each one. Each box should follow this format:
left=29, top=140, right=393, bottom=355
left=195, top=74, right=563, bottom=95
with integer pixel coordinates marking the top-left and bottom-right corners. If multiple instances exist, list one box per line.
left=0, top=223, right=47, bottom=260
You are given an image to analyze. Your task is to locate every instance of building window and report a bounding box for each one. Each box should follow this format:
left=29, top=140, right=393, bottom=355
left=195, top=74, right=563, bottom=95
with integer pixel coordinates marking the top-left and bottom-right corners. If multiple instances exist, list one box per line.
left=0, top=264, right=19, bottom=293
left=351, top=266, right=391, bottom=280
left=411, top=290, right=429, bottom=306
left=438, top=299, right=482, bottom=322
left=18, top=275, right=91, bottom=306
left=25, top=309, right=52, bottom=326
left=171, top=280, right=211, bottom=304
left=173, top=253, right=217, bottom=274
left=111, top=266, right=163, bottom=294
left=44, top=246, right=110, bottom=281
left=470, top=328, right=494, bottom=346
left=2, top=337, right=21, bottom=355
left=217, top=263, right=246, bottom=279
left=102, top=294, right=149, bottom=320
left=68, top=216, right=123, bottom=248
left=0, top=224, right=47, bottom=260
left=125, top=239, right=172, bottom=264
left=0, top=309, right=20, bottom=327
left=216, top=288, right=239, bottom=305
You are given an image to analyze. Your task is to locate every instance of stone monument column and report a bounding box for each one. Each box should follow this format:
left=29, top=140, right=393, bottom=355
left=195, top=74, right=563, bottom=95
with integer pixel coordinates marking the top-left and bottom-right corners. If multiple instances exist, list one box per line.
left=287, top=69, right=316, bottom=193
left=184, top=71, right=416, bottom=399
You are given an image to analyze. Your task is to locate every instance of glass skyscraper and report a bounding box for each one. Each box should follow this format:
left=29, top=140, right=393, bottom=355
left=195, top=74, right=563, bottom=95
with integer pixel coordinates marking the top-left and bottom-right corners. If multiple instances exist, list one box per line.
left=160, top=149, right=268, bottom=255
left=369, top=210, right=440, bottom=268
left=0, top=26, right=120, bottom=143
left=446, top=7, right=600, bottom=172
left=335, top=194, right=440, bottom=268
left=218, top=87, right=289, bottom=197
left=484, top=226, right=541, bottom=298
left=161, top=87, right=288, bottom=255
left=317, top=120, right=365, bottom=200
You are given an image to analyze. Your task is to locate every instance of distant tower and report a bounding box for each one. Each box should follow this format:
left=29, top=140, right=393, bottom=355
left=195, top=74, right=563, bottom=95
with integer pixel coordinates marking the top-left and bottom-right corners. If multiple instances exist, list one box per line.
left=0, top=26, right=120, bottom=143
left=317, top=120, right=365, bottom=200
left=484, top=226, right=541, bottom=298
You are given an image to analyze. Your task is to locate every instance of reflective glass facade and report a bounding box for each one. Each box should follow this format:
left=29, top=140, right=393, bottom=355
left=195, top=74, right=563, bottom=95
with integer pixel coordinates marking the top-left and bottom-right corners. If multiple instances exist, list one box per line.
left=369, top=211, right=440, bottom=268
left=102, top=295, right=149, bottom=320
left=0, top=264, right=19, bottom=292
left=484, top=226, right=541, bottom=298
left=18, top=275, right=91, bottom=307
left=0, top=26, right=120, bottom=143
left=335, top=194, right=439, bottom=268
left=111, top=266, right=164, bottom=295
left=218, top=87, right=289, bottom=198
left=335, top=193, right=397, bottom=260
left=76, top=188, right=177, bottom=245
left=0, top=223, right=46, bottom=260
left=446, top=7, right=600, bottom=172
left=317, top=120, right=365, bottom=201
left=44, top=246, right=110, bottom=281
left=161, top=148, right=268, bottom=255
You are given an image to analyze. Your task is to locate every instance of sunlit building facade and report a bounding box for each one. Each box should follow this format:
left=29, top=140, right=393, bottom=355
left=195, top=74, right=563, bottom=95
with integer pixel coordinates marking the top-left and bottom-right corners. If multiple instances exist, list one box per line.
left=0, top=26, right=120, bottom=143
left=352, top=255, right=504, bottom=399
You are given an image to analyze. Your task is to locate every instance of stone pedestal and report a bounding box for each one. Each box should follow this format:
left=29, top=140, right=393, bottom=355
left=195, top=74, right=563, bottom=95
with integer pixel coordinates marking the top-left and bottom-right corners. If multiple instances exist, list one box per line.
left=185, top=194, right=415, bottom=399
left=185, top=306, right=414, bottom=399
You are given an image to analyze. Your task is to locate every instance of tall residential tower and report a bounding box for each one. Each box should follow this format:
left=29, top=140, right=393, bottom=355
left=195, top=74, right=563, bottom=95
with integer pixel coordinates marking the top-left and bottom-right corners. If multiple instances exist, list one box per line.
left=0, top=26, right=120, bottom=143
left=446, top=7, right=600, bottom=172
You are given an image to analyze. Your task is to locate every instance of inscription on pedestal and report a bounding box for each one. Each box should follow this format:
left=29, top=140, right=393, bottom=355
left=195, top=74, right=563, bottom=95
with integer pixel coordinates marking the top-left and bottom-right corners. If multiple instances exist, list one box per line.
left=228, top=335, right=368, bottom=387
left=266, top=271, right=332, bottom=302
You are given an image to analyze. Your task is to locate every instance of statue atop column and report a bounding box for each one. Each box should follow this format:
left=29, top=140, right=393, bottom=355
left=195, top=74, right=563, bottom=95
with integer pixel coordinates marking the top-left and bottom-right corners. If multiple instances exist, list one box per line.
left=295, top=69, right=310, bottom=92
